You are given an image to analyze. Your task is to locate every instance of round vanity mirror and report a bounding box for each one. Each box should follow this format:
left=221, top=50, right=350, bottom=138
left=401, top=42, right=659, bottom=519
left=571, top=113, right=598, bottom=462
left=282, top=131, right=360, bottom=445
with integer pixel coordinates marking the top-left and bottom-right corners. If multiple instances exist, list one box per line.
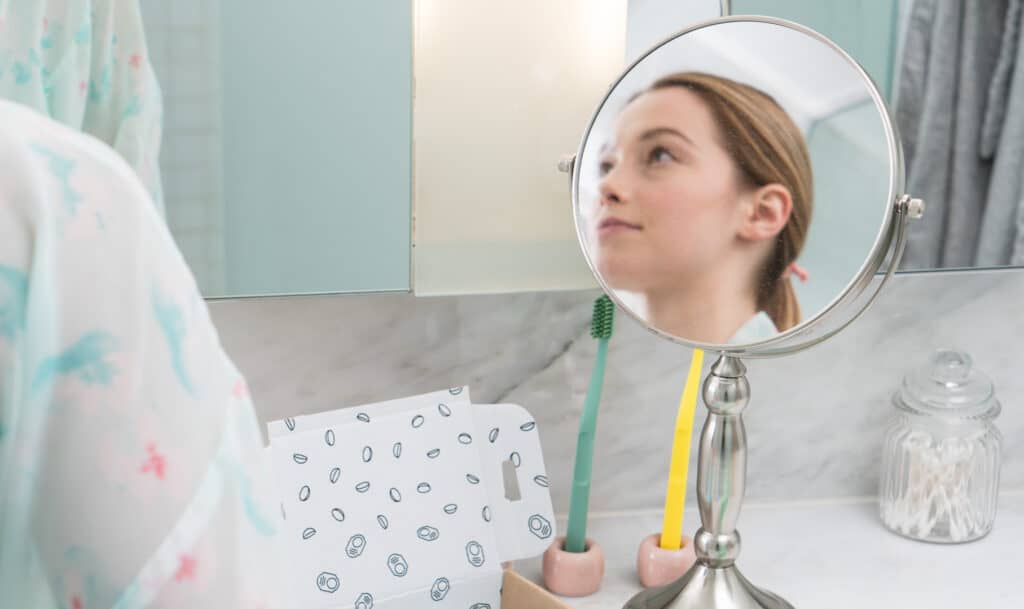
left=572, top=16, right=912, bottom=355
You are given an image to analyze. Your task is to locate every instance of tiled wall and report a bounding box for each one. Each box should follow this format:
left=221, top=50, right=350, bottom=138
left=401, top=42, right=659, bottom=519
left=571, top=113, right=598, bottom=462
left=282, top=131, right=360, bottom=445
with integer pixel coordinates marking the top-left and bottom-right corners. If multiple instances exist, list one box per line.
left=139, top=0, right=224, bottom=294
left=209, top=269, right=1024, bottom=514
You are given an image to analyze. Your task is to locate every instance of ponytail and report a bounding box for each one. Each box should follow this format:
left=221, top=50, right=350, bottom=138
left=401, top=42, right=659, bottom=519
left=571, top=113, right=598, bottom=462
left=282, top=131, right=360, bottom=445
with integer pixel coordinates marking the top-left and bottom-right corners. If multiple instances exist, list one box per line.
left=762, top=277, right=801, bottom=332
left=758, top=237, right=806, bottom=332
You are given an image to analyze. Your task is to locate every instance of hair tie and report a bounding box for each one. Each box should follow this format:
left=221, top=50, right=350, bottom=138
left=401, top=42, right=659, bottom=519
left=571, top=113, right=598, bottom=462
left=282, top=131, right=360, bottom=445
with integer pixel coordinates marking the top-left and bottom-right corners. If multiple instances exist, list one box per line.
left=782, top=262, right=809, bottom=283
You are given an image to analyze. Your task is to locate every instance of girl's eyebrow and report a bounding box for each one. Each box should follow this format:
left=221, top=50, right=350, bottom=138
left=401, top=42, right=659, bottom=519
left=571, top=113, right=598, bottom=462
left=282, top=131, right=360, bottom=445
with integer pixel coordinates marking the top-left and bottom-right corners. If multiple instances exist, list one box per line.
left=638, top=127, right=696, bottom=148
left=599, top=126, right=695, bottom=156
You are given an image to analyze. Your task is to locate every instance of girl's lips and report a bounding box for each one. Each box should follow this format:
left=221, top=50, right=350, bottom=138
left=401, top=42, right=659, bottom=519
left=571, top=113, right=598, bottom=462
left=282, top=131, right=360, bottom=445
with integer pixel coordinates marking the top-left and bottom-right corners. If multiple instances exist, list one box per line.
left=598, top=218, right=642, bottom=236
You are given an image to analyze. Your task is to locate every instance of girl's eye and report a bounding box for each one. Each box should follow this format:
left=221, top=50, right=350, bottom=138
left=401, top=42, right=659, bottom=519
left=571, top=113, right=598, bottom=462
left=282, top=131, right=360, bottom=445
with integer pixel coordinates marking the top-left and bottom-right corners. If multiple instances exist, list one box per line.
left=599, top=160, right=614, bottom=176
left=648, top=146, right=675, bottom=164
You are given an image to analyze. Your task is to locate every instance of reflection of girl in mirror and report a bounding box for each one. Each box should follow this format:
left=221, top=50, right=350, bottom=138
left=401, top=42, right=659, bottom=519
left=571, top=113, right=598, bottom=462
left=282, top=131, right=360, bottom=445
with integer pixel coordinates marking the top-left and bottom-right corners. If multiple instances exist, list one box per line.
left=592, top=72, right=812, bottom=344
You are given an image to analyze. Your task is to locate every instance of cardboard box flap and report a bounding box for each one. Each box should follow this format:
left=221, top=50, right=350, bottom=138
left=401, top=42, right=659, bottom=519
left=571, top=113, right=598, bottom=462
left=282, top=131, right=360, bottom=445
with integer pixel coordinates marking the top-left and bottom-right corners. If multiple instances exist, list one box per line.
left=472, top=403, right=557, bottom=563
left=267, top=391, right=552, bottom=609
left=361, top=570, right=503, bottom=609
left=267, top=386, right=471, bottom=438
left=502, top=569, right=573, bottom=609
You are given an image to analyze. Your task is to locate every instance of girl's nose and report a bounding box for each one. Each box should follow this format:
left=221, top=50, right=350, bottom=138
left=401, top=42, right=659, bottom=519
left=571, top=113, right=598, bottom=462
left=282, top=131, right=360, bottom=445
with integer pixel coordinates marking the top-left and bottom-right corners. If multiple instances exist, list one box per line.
left=599, top=168, right=627, bottom=206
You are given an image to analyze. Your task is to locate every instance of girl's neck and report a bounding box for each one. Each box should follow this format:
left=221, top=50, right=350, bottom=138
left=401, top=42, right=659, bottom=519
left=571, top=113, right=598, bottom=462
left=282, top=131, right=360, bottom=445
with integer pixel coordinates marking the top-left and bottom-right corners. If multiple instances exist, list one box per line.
left=643, top=262, right=759, bottom=343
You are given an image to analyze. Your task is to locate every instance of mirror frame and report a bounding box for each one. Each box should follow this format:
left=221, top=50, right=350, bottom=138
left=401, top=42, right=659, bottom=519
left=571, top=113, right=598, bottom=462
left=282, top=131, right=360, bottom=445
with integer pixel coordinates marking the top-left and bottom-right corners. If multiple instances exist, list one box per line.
left=570, top=15, right=907, bottom=358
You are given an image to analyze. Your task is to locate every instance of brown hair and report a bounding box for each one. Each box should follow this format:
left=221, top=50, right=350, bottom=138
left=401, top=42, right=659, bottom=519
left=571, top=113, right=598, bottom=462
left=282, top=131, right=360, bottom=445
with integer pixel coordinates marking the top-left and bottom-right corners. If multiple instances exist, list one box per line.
left=646, top=72, right=813, bottom=332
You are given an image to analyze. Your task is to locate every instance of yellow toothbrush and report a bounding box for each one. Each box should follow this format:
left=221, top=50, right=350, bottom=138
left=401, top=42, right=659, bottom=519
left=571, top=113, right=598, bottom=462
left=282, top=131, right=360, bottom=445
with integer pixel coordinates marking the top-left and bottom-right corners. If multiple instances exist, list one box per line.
left=659, top=348, right=704, bottom=550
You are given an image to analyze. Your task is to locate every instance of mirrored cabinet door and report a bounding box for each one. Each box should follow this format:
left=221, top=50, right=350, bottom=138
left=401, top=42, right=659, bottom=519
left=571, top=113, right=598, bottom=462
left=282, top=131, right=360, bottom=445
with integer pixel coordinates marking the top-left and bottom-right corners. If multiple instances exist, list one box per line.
left=220, top=1, right=412, bottom=297
left=148, top=1, right=1021, bottom=299
left=143, top=0, right=412, bottom=298
left=145, top=1, right=719, bottom=299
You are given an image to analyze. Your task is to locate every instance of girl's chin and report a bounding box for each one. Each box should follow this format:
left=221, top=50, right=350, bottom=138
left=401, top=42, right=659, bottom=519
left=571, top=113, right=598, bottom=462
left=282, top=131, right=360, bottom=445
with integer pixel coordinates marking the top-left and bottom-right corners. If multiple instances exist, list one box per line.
left=595, top=251, right=657, bottom=290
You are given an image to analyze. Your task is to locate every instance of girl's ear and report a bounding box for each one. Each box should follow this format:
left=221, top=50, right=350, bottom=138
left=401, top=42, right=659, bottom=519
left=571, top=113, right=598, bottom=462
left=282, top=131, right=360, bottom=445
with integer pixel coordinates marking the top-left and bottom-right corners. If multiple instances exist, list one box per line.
left=737, top=183, right=792, bottom=241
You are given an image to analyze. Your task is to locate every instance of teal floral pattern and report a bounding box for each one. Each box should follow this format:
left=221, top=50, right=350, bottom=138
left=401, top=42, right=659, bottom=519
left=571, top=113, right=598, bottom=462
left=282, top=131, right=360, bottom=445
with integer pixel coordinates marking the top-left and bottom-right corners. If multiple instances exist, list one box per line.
left=0, top=94, right=284, bottom=608
left=0, top=1, right=165, bottom=215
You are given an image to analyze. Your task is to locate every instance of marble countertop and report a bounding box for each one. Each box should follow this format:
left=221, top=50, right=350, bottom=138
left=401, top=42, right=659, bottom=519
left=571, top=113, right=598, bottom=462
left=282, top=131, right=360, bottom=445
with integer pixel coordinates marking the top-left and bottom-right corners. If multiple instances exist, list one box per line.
left=514, top=493, right=1024, bottom=608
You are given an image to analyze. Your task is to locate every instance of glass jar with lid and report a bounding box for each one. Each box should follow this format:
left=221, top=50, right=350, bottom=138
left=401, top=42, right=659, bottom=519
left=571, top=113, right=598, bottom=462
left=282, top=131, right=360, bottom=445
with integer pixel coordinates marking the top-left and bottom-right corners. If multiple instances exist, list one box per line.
left=879, top=349, right=1002, bottom=543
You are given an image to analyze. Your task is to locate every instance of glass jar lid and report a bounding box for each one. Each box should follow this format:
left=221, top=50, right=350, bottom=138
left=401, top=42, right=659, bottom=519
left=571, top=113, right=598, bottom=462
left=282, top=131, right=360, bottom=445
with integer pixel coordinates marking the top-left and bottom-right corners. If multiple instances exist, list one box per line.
left=895, top=349, right=1001, bottom=420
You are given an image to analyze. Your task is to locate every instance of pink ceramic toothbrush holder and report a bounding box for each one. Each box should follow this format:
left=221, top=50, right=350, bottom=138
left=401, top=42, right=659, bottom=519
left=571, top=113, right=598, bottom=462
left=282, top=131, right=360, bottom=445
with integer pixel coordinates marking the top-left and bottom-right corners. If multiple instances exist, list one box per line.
left=542, top=536, right=605, bottom=597
left=636, top=532, right=697, bottom=587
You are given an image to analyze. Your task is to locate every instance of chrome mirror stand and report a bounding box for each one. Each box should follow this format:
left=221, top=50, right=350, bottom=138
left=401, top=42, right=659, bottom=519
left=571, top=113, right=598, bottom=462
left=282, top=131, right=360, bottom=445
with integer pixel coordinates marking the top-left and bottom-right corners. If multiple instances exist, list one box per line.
left=663, top=201, right=922, bottom=608
left=663, top=354, right=792, bottom=609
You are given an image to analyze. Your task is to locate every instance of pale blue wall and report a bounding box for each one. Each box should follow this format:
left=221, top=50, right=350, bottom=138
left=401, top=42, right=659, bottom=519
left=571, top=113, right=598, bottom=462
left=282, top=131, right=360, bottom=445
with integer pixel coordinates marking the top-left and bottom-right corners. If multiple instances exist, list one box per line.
left=732, top=0, right=900, bottom=99
left=220, top=1, right=411, bottom=296
left=796, top=102, right=892, bottom=315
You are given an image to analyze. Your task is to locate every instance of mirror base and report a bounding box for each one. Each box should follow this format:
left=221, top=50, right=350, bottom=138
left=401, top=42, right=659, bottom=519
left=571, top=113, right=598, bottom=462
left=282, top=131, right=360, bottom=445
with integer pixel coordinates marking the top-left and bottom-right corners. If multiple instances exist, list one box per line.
left=664, top=563, right=793, bottom=609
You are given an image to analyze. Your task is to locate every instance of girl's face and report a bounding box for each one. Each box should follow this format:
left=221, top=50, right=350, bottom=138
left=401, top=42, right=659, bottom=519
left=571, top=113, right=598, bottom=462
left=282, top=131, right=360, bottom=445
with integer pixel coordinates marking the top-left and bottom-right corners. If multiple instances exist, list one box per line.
left=592, top=88, right=751, bottom=293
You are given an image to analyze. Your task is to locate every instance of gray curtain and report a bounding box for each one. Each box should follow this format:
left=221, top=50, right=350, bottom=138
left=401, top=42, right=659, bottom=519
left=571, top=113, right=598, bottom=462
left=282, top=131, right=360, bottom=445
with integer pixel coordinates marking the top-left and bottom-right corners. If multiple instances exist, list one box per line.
left=896, top=0, right=1024, bottom=269
left=977, top=0, right=1024, bottom=265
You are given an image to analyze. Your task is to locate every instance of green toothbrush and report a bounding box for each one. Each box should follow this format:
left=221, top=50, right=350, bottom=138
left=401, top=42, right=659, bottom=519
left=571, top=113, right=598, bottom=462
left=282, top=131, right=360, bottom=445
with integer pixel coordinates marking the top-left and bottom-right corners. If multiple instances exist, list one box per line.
left=565, top=295, right=615, bottom=553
